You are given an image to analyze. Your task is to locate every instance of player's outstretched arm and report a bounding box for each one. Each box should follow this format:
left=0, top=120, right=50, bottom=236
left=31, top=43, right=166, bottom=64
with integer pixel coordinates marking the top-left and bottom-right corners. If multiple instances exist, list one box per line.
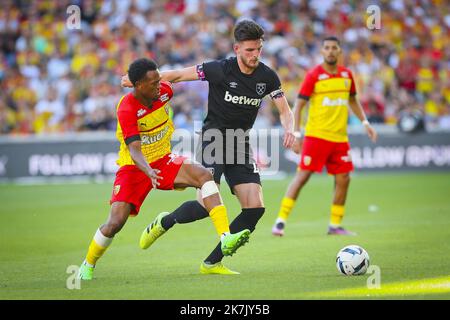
left=349, top=95, right=378, bottom=143
left=120, top=66, right=199, bottom=88
left=272, top=95, right=295, bottom=148
left=161, top=66, right=199, bottom=83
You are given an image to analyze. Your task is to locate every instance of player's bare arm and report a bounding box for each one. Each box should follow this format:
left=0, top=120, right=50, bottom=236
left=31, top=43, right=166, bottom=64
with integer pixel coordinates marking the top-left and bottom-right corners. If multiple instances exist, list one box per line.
left=291, top=98, right=308, bottom=154
left=121, top=66, right=199, bottom=87
left=348, top=95, right=378, bottom=143
left=127, top=140, right=162, bottom=187
left=161, top=66, right=199, bottom=83
left=272, top=95, right=295, bottom=148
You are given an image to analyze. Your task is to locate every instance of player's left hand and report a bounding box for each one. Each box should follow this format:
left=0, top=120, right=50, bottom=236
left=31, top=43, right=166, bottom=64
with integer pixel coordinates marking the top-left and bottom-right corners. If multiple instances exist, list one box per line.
left=121, top=74, right=133, bottom=88
left=283, top=131, right=295, bottom=149
left=365, top=124, right=378, bottom=143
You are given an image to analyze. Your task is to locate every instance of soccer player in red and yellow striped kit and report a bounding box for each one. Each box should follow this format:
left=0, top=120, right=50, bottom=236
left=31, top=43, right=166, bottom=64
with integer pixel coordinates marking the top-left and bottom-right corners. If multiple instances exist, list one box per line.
left=77, top=58, right=250, bottom=280
left=272, top=36, right=377, bottom=236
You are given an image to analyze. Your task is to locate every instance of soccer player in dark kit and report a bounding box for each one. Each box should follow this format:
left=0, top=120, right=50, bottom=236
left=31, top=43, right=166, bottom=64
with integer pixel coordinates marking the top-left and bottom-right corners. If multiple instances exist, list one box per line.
left=122, top=20, right=295, bottom=274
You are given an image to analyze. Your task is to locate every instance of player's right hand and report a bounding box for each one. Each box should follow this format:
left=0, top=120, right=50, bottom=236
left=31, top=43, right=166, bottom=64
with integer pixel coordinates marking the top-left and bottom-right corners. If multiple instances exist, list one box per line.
left=291, top=138, right=303, bottom=154
left=121, top=74, right=133, bottom=88
left=148, top=168, right=163, bottom=187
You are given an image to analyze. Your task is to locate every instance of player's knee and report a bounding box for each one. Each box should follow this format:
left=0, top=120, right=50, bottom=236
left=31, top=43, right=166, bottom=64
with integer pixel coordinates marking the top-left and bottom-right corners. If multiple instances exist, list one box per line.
left=337, top=174, right=351, bottom=186
left=296, top=171, right=311, bottom=187
left=245, top=198, right=264, bottom=208
left=345, top=174, right=351, bottom=184
left=197, top=168, right=214, bottom=187
left=200, top=180, right=219, bottom=199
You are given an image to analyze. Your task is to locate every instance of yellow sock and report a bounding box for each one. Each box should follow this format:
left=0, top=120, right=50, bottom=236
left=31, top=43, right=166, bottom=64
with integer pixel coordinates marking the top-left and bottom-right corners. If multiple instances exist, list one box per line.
left=330, top=204, right=345, bottom=227
left=209, top=205, right=230, bottom=236
left=85, top=229, right=113, bottom=266
left=277, top=197, right=296, bottom=221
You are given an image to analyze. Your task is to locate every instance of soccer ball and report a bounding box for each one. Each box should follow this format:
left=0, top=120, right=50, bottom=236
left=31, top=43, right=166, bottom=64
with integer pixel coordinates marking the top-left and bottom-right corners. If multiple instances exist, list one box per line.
left=336, top=245, right=370, bottom=276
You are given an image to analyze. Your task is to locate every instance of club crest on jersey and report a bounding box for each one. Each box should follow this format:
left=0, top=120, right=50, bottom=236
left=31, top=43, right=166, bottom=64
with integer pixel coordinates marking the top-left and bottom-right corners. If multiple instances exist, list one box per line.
left=318, top=73, right=330, bottom=80
left=256, top=83, right=266, bottom=96
left=341, top=71, right=349, bottom=78
left=114, top=185, right=120, bottom=195
left=303, top=155, right=312, bottom=166
left=137, top=108, right=146, bottom=117
left=341, top=151, right=352, bottom=162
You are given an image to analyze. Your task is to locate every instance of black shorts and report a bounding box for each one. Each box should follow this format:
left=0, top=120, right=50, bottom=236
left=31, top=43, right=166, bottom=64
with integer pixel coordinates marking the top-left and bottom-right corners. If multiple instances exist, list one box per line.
left=196, top=134, right=261, bottom=194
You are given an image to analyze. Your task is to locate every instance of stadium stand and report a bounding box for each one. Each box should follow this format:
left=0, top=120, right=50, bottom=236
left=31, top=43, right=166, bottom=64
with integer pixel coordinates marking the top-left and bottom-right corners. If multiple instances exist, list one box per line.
left=0, top=0, right=448, bottom=134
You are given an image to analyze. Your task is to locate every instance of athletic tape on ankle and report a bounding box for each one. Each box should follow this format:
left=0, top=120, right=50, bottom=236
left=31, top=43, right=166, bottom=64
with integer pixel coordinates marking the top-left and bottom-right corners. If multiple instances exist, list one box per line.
left=201, top=180, right=219, bottom=199
left=94, top=228, right=113, bottom=247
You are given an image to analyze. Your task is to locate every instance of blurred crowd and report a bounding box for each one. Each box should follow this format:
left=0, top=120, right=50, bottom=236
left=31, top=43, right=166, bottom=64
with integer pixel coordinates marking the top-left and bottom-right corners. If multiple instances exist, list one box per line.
left=0, top=0, right=449, bottom=135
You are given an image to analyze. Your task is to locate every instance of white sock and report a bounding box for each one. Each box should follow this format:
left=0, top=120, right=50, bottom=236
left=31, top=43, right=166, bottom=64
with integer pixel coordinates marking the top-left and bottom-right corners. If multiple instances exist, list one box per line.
left=276, top=217, right=286, bottom=224
left=94, top=228, right=113, bottom=247
left=220, top=232, right=230, bottom=241
left=83, top=260, right=95, bottom=268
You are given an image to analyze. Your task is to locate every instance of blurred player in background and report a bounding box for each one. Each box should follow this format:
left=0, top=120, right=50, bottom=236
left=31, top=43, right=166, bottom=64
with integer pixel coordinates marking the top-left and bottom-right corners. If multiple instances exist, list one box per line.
left=77, top=58, right=250, bottom=280
left=122, top=19, right=295, bottom=275
left=272, top=36, right=378, bottom=237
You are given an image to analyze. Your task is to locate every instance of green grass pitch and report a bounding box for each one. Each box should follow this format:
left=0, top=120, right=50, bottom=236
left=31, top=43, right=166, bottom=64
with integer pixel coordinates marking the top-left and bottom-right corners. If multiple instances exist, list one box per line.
left=0, top=172, right=449, bottom=299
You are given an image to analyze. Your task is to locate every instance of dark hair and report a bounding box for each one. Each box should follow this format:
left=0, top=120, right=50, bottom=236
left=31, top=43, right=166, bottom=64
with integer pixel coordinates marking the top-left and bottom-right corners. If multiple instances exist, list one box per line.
left=234, top=19, right=264, bottom=42
left=128, top=58, right=158, bottom=86
left=322, top=36, right=340, bottom=45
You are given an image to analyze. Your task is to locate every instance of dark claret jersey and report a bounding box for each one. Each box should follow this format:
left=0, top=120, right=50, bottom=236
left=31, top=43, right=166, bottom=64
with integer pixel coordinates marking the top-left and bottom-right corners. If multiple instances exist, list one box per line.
left=198, top=57, right=283, bottom=132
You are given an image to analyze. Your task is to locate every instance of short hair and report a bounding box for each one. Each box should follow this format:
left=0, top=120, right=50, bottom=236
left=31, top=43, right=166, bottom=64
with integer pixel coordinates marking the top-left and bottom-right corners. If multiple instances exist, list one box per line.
left=322, top=36, right=340, bottom=45
left=128, top=58, right=158, bottom=86
left=234, top=19, right=265, bottom=42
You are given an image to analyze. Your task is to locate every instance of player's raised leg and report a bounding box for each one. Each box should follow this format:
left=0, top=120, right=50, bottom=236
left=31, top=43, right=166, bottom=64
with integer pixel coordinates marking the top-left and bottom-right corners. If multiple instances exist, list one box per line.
left=78, top=202, right=131, bottom=280
left=272, top=170, right=313, bottom=236
left=140, top=160, right=250, bottom=255
left=328, top=172, right=356, bottom=235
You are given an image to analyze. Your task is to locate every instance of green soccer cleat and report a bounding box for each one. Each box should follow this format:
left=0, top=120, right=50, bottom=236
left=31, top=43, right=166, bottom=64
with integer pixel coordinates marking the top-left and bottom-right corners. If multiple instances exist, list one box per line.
left=200, top=262, right=240, bottom=275
left=220, top=229, right=251, bottom=256
left=139, top=212, right=170, bottom=249
left=77, top=261, right=94, bottom=280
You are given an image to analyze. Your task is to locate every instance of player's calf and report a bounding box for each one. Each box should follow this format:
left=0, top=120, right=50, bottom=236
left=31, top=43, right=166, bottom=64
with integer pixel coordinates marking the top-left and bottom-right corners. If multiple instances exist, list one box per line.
left=78, top=228, right=114, bottom=280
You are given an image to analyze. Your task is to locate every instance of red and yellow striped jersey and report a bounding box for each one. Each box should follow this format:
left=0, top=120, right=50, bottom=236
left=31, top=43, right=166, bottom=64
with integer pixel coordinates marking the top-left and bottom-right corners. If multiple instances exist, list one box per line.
left=115, top=81, right=174, bottom=166
left=298, top=65, right=357, bottom=142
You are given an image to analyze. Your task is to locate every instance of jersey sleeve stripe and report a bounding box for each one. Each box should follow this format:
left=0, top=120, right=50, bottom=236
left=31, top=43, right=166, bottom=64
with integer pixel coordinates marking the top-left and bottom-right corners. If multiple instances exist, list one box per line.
left=125, top=134, right=141, bottom=145
left=298, top=94, right=310, bottom=100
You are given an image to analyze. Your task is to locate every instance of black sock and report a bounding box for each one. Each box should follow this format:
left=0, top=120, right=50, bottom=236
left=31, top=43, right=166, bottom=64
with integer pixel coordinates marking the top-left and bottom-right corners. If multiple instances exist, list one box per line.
left=161, top=200, right=209, bottom=230
left=204, top=207, right=265, bottom=265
